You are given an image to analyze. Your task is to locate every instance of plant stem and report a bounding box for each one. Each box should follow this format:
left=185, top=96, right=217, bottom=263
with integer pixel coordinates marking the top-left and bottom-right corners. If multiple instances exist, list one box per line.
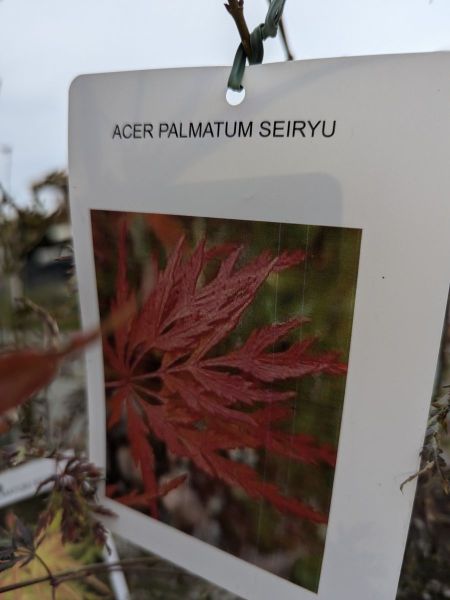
left=0, top=557, right=159, bottom=594
left=34, top=553, right=54, bottom=578
left=33, top=553, right=57, bottom=600
left=278, top=13, right=294, bottom=60
left=15, top=297, right=60, bottom=349
left=265, top=0, right=294, bottom=60
left=224, top=0, right=253, bottom=60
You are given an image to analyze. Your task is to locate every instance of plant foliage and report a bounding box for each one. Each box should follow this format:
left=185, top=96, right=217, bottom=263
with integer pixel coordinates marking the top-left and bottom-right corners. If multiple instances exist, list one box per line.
left=104, top=221, right=347, bottom=523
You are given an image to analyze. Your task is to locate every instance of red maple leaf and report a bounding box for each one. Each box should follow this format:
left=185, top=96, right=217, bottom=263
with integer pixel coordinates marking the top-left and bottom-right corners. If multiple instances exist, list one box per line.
left=102, top=220, right=346, bottom=523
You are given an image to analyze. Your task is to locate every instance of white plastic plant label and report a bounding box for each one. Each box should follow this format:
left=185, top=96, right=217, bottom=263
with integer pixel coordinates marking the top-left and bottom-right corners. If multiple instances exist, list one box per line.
left=0, top=459, right=58, bottom=510
left=69, top=54, right=450, bottom=600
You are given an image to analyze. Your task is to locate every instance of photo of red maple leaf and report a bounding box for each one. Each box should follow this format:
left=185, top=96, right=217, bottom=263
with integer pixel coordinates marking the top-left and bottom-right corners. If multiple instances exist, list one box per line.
left=91, top=210, right=361, bottom=592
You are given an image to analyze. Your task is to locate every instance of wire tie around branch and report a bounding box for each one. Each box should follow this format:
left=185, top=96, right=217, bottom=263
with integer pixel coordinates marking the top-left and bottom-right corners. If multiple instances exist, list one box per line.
left=227, top=0, right=287, bottom=92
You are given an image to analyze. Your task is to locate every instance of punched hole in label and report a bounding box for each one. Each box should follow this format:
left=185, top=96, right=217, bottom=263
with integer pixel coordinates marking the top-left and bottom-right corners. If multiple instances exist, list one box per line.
left=226, top=87, right=245, bottom=106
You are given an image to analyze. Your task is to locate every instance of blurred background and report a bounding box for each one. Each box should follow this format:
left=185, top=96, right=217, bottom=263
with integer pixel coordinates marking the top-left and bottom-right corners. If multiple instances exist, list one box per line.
left=1, top=0, right=450, bottom=206
left=1, top=1, right=450, bottom=598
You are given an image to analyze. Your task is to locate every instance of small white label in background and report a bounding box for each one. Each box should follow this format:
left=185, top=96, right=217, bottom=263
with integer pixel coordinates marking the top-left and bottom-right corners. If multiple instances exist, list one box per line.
left=0, top=459, right=57, bottom=508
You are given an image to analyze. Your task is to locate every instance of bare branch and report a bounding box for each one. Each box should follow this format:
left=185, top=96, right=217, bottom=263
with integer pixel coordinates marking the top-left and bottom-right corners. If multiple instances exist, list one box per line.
left=0, top=557, right=159, bottom=594
left=400, top=460, right=434, bottom=493
left=278, top=14, right=293, bottom=60
left=265, top=0, right=293, bottom=60
left=15, top=297, right=60, bottom=349
left=224, top=0, right=252, bottom=60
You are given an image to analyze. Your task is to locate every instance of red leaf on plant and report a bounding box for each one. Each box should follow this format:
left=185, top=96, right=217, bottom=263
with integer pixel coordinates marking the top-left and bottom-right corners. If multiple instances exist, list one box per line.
left=116, top=474, right=188, bottom=509
left=144, top=213, right=187, bottom=253
left=126, top=398, right=158, bottom=516
left=203, top=324, right=347, bottom=382
left=0, top=350, right=60, bottom=414
left=205, top=454, right=327, bottom=524
left=0, top=300, right=133, bottom=416
left=101, top=223, right=345, bottom=523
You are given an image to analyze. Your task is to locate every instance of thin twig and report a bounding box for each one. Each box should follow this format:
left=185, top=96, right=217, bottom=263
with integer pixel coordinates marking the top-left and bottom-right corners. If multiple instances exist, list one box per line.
left=278, top=14, right=293, bottom=60
left=0, top=183, right=18, bottom=214
left=400, top=460, right=434, bottom=493
left=224, top=0, right=252, bottom=60
left=0, top=557, right=159, bottom=594
left=15, top=297, right=60, bottom=349
left=266, top=0, right=293, bottom=60
left=34, top=553, right=57, bottom=600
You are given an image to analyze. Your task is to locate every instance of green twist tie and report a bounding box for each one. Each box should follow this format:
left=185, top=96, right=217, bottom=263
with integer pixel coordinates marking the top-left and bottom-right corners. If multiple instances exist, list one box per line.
left=227, top=0, right=287, bottom=92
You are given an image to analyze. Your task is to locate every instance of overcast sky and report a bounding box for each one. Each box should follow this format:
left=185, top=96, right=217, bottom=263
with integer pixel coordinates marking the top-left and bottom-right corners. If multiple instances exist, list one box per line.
left=1, top=0, right=450, bottom=204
